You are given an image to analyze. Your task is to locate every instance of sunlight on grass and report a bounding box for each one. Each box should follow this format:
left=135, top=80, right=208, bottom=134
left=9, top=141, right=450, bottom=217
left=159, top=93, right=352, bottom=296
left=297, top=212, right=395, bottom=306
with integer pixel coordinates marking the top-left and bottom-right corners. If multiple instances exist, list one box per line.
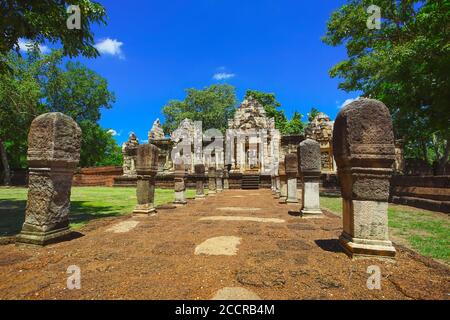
left=0, top=187, right=196, bottom=234
left=320, top=196, right=450, bottom=263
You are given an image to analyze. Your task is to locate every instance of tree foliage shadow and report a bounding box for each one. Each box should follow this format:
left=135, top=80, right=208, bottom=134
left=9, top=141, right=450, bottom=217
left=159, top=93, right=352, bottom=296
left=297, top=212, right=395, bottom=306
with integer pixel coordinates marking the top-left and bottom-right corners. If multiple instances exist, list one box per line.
left=0, top=199, right=127, bottom=237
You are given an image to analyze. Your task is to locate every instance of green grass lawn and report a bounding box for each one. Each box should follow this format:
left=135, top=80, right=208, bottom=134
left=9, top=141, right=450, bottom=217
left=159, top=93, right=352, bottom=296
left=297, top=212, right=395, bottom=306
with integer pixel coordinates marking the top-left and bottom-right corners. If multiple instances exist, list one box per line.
left=321, top=196, right=450, bottom=264
left=0, top=187, right=196, bottom=236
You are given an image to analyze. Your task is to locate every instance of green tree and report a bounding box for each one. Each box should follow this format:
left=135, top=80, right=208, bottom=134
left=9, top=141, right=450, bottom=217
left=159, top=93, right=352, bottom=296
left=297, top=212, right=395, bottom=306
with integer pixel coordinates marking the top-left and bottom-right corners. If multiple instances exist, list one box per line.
left=323, top=0, right=450, bottom=173
left=0, top=49, right=117, bottom=183
left=162, top=84, right=237, bottom=133
left=284, top=111, right=306, bottom=135
left=307, top=107, right=320, bottom=122
left=1, top=0, right=107, bottom=59
left=245, top=90, right=305, bottom=135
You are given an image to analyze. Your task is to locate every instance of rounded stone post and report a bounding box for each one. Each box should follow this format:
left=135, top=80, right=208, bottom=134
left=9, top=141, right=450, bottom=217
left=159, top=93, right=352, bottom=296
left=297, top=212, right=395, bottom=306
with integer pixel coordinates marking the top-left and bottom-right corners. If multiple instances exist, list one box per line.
left=299, top=139, right=323, bottom=217
left=208, top=167, right=217, bottom=195
left=285, top=153, right=299, bottom=203
left=16, top=113, right=81, bottom=246
left=173, top=163, right=187, bottom=206
left=216, top=168, right=224, bottom=192
left=223, top=170, right=230, bottom=190
left=278, top=160, right=287, bottom=204
left=333, top=98, right=396, bottom=258
left=194, top=164, right=206, bottom=200
left=275, top=174, right=281, bottom=198
left=133, top=144, right=159, bottom=216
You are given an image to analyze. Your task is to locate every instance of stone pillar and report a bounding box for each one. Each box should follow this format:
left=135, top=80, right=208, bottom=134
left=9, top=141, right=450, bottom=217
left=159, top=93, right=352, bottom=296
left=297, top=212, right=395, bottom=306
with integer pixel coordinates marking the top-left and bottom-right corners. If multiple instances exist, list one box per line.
left=173, top=163, right=187, bottom=206
left=285, top=153, right=298, bottom=203
left=16, top=113, right=82, bottom=246
left=133, top=144, right=159, bottom=216
left=194, top=164, right=206, bottom=200
left=208, top=167, right=217, bottom=195
left=275, top=174, right=281, bottom=198
left=333, top=98, right=396, bottom=258
left=299, top=139, right=323, bottom=217
left=278, top=160, right=287, bottom=204
left=223, top=169, right=230, bottom=189
left=216, top=168, right=224, bottom=192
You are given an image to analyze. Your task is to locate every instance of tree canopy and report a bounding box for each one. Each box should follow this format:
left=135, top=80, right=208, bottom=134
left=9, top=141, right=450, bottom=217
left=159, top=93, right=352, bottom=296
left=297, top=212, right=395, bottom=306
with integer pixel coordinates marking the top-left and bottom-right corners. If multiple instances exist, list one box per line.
left=245, top=90, right=306, bottom=135
left=323, top=0, right=450, bottom=172
left=1, top=0, right=107, bottom=59
left=0, top=48, right=120, bottom=181
left=162, top=84, right=237, bottom=133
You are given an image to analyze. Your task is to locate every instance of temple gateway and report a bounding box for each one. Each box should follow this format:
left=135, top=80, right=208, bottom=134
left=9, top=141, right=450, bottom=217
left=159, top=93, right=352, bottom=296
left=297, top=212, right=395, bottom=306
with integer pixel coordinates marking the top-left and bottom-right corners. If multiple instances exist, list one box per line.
left=115, top=97, right=336, bottom=188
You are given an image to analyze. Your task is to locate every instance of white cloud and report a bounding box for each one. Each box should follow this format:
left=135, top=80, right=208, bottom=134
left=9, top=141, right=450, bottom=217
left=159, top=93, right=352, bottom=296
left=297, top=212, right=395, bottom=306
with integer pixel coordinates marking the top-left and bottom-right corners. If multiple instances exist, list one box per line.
left=18, top=39, right=50, bottom=54
left=338, top=97, right=360, bottom=109
left=213, top=72, right=236, bottom=81
left=94, top=38, right=125, bottom=59
left=107, top=129, right=120, bottom=137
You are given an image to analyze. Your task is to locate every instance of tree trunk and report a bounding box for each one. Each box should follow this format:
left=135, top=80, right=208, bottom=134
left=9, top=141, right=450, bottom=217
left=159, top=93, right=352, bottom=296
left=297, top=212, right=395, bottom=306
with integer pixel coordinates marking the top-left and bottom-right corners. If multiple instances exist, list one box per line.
left=0, top=137, right=11, bottom=185
left=436, top=139, right=450, bottom=175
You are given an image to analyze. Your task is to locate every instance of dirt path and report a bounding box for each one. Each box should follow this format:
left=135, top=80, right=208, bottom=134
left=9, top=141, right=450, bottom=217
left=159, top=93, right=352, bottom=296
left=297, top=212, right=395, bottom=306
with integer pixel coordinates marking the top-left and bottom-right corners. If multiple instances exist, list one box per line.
left=0, top=190, right=448, bottom=300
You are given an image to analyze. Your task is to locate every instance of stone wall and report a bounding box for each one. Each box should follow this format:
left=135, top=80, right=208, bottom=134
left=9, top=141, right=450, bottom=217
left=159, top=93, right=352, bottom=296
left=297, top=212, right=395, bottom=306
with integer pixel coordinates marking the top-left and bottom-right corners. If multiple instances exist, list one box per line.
left=73, top=166, right=123, bottom=187
left=390, top=175, right=450, bottom=213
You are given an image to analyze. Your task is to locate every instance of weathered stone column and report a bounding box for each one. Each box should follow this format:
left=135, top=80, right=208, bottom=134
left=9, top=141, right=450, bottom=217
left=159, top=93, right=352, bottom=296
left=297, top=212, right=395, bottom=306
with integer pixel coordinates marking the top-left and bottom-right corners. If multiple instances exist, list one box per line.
left=133, top=144, right=159, bottom=216
left=208, top=166, right=217, bottom=195
left=285, top=153, right=298, bottom=203
left=299, top=139, right=323, bottom=217
left=333, top=98, right=396, bottom=258
left=16, top=113, right=82, bottom=246
left=216, top=168, right=224, bottom=192
left=223, top=169, right=230, bottom=189
left=271, top=173, right=276, bottom=195
left=278, top=160, right=287, bottom=204
left=173, top=163, right=187, bottom=206
left=275, top=174, right=281, bottom=198
left=194, top=164, right=206, bottom=200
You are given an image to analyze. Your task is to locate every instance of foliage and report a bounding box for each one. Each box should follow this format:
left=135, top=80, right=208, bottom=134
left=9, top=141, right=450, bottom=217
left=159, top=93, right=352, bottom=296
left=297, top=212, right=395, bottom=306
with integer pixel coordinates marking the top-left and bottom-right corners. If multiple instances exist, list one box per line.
left=323, top=0, right=450, bottom=171
left=162, top=84, right=237, bottom=133
left=245, top=90, right=305, bottom=135
left=0, top=0, right=107, bottom=59
left=0, top=48, right=118, bottom=169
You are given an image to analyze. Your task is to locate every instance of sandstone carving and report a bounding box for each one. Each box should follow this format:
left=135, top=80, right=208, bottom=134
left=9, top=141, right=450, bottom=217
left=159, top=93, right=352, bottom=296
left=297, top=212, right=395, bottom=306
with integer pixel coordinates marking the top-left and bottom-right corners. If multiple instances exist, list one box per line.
left=333, top=98, right=396, bottom=258
left=16, top=113, right=82, bottom=246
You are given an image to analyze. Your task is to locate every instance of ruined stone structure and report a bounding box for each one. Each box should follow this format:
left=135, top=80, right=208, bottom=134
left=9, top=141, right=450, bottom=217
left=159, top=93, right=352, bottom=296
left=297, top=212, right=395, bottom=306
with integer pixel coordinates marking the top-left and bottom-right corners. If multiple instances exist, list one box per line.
left=194, top=164, right=206, bottom=199
left=216, top=168, right=224, bottom=192
left=305, top=113, right=335, bottom=173
left=149, top=119, right=174, bottom=173
left=133, top=144, right=159, bottom=216
left=208, top=166, right=217, bottom=194
left=16, top=113, right=82, bottom=246
left=121, top=133, right=139, bottom=177
left=278, top=160, right=287, bottom=203
left=285, top=153, right=299, bottom=203
left=226, top=97, right=280, bottom=174
left=298, top=139, right=323, bottom=217
left=333, top=98, right=396, bottom=258
left=173, top=163, right=187, bottom=205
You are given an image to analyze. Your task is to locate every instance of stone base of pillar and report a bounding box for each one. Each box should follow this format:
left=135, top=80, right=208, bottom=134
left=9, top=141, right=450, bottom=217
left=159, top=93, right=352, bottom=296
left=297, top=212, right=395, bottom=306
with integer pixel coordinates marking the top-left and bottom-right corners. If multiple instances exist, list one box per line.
left=339, top=232, right=396, bottom=259
left=278, top=197, right=287, bottom=204
left=195, top=194, right=206, bottom=200
left=286, top=199, right=298, bottom=204
left=300, top=209, right=324, bottom=218
left=208, top=190, right=217, bottom=195
left=133, top=204, right=156, bottom=216
left=275, top=191, right=281, bottom=199
left=16, top=223, right=72, bottom=246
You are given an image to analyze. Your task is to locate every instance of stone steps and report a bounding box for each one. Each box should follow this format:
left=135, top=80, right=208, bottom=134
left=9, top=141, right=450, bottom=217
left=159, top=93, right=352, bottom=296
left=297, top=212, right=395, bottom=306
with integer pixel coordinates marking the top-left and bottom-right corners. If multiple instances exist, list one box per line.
left=242, top=175, right=260, bottom=190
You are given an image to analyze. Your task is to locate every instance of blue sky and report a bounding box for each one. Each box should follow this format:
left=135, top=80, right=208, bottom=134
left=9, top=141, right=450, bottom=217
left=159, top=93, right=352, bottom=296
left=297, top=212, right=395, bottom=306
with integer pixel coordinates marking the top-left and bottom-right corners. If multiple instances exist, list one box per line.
left=68, top=0, right=360, bottom=144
